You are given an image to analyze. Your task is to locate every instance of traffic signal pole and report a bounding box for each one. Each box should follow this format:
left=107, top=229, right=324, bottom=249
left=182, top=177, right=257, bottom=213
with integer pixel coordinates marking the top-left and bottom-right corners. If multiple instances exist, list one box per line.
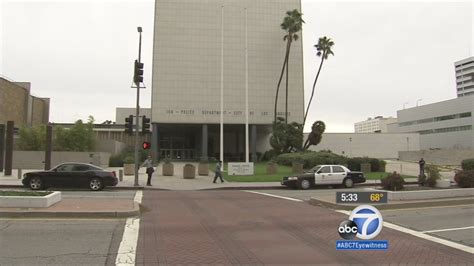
left=134, top=27, right=143, bottom=187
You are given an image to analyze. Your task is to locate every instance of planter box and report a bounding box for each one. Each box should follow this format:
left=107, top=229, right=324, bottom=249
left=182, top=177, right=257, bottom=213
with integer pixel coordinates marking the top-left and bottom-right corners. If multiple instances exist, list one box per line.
left=198, top=163, right=209, bottom=176
left=183, top=164, right=196, bottom=179
left=361, top=163, right=371, bottom=173
left=435, top=179, right=451, bottom=188
left=266, top=163, right=278, bottom=175
left=162, top=163, right=174, bottom=176
left=123, top=164, right=134, bottom=176
left=292, top=163, right=303, bottom=174
left=0, top=191, right=61, bottom=208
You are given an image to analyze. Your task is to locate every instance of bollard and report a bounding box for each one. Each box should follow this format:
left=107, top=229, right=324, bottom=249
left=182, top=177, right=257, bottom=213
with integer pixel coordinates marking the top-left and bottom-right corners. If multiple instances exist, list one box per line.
left=18, top=169, right=22, bottom=179
left=119, top=169, right=123, bottom=181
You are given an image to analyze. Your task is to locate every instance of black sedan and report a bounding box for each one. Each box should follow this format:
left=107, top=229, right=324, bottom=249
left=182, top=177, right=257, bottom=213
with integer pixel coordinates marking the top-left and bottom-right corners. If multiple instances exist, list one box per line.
left=22, top=163, right=118, bottom=191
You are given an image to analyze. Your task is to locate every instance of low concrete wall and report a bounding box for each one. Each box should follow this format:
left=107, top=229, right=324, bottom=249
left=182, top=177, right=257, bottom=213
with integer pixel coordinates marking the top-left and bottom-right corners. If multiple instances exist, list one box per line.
left=382, top=188, right=474, bottom=201
left=0, top=191, right=61, bottom=207
left=12, top=151, right=110, bottom=169
left=399, top=149, right=474, bottom=165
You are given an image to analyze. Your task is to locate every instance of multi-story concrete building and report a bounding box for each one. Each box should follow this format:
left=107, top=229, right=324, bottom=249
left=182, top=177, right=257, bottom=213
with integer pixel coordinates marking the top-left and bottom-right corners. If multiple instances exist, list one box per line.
left=0, top=77, right=50, bottom=127
left=455, top=56, right=474, bottom=97
left=354, top=116, right=397, bottom=133
left=150, top=0, right=304, bottom=160
left=387, top=96, right=474, bottom=149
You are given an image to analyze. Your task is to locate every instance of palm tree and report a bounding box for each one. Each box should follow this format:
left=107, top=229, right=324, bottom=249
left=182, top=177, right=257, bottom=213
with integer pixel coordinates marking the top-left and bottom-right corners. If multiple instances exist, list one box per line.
left=303, top=36, right=334, bottom=128
left=274, top=9, right=304, bottom=124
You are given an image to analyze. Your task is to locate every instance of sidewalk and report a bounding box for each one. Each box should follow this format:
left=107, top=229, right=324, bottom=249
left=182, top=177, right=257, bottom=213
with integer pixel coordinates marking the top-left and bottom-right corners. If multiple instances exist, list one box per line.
left=0, top=164, right=419, bottom=190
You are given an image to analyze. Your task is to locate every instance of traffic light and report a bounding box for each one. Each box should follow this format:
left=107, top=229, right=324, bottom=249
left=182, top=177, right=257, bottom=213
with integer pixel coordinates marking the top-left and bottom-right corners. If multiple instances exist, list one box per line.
left=133, top=60, right=144, bottom=84
left=124, top=115, right=133, bottom=135
left=142, top=115, right=151, bottom=134
left=142, top=141, right=151, bottom=150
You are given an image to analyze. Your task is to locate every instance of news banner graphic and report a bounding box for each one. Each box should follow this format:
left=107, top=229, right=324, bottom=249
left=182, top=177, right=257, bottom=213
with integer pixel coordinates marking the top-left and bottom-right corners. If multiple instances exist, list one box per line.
left=336, top=192, right=389, bottom=250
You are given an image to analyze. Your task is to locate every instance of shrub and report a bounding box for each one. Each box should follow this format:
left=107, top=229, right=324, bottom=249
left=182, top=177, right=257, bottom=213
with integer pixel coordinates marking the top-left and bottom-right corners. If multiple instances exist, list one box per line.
left=381, top=172, right=405, bottom=191
left=123, top=156, right=134, bottom=164
left=461, top=159, right=474, bottom=171
left=261, top=149, right=279, bottom=161
left=425, top=165, right=441, bottom=187
left=109, top=155, right=124, bottom=167
left=275, top=151, right=347, bottom=169
left=454, top=170, right=474, bottom=188
left=347, top=157, right=384, bottom=172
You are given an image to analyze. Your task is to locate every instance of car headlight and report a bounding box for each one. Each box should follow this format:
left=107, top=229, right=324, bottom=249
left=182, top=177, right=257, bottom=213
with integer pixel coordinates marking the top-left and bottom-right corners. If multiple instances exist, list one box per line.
left=288, top=177, right=298, bottom=180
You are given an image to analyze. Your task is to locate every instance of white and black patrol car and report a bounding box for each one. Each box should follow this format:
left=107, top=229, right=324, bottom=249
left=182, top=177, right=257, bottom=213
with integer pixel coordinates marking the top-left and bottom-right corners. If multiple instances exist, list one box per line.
left=281, top=165, right=366, bottom=190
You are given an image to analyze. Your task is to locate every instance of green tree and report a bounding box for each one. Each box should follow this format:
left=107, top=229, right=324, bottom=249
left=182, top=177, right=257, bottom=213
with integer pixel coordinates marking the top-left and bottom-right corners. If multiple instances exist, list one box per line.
left=303, top=37, right=334, bottom=127
left=274, top=9, right=304, bottom=124
left=270, top=117, right=303, bottom=154
left=54, top=117, right=95, bottom=151
left=17, top=125, right=46, bottom=151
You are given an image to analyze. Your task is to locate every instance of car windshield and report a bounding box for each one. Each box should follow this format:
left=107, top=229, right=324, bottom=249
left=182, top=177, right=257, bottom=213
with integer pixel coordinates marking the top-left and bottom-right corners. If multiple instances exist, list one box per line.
left=311, top=165, right=322, bottom=172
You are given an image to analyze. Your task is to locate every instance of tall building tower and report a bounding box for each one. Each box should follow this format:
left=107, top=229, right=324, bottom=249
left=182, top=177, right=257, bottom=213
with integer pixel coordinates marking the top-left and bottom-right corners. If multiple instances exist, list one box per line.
left=151, top=0, right=304, bottom=160
left=455, top=56, right=474, bottom=97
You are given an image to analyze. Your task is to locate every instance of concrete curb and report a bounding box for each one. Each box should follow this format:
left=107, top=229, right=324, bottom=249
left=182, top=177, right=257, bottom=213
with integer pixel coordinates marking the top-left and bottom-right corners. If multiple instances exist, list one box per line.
left=0, top=201, right=141, bottom=218
left=309, top=197, right=474, bottom=211
left=200, top=186, right=285, bottom=191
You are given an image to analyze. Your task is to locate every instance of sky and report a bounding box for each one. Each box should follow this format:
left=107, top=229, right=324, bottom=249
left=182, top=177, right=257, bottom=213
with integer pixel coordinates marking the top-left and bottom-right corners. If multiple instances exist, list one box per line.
left=1, top=0, right=473, bottom=132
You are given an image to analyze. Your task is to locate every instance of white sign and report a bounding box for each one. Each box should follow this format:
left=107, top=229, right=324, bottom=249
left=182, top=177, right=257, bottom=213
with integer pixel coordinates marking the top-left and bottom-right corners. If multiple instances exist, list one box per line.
left=228, top=162, right=254, bottom=176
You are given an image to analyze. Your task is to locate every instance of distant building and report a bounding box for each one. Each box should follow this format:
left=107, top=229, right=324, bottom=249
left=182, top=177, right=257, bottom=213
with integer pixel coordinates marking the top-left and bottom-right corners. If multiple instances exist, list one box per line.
left=387, top=96, right=474, bottom=149
left=0, top=77, right=50, bottom=127
left=455, top=56, right=474, bottom=97
left=354, top=116, right=397, bottom=133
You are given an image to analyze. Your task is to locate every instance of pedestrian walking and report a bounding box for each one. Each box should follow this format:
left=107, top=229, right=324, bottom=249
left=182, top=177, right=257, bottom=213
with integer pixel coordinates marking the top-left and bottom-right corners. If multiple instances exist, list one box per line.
left=142, top=155, right=154, bottom=186
left=418, top=158, right=426, bottom=177
left=213, top=160, right=224, bottom=183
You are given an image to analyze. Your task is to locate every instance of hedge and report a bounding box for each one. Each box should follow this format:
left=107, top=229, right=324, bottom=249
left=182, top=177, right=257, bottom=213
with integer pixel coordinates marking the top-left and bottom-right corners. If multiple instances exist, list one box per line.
left=461, top=159, right=474, bottom=171
left=274, top=151, right=386, bottom=171
left=454, top=170, right=474, bottom=188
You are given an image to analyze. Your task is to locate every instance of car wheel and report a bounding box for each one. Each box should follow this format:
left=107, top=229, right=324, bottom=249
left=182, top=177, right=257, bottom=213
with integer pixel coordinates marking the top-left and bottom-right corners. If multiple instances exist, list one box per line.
left=89, top=177, right=104, bottom=191
left=29, top=177, right=43, bottom=190
left=299, top=179, right=311, bottom=190
left=343, top=178, right=354, bottom=188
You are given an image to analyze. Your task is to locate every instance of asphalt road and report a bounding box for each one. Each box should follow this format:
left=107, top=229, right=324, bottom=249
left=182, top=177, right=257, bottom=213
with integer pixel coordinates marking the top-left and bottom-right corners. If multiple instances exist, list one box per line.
left=382, top=205, right=474, bottom=247
left=136, top=190, right=473, bottom=265
left=250, top=189, right=474, bottom=248
left=0, top=218, right=125, bottom=265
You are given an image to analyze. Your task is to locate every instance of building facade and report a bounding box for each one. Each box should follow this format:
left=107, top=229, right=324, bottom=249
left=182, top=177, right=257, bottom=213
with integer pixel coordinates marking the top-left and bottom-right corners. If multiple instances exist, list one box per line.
left=354, top=116, right=397, bottom=133
left=0, top=77, right=50, bottom=127
left=387, top=96, right=474, bottom=149
left=455, top=56, right=474, bottom=97
left=151, top=0, right=304, bottom=160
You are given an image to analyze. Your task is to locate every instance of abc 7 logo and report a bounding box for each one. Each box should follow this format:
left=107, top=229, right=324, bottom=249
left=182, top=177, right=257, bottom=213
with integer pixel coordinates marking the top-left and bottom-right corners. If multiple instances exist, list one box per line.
left=338, top=205, right=383, bottom=240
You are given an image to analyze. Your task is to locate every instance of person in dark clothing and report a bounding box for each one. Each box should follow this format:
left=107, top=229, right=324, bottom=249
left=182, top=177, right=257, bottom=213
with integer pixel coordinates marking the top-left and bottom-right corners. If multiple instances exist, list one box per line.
left=418, top=158, right=426, bottom=176
left=142, top=155, right=154, bottom=186
left=213, top=160, right=224, bottom=183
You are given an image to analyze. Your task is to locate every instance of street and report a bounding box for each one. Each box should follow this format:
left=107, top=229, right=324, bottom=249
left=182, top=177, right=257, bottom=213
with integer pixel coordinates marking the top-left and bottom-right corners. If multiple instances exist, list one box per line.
left=0, top=189, right=473, bottom=265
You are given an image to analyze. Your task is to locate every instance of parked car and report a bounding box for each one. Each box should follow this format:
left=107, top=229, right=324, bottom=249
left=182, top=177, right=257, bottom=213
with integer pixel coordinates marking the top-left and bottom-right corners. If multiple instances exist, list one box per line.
left=22, top=163, right=118, bottom=191
left=281, top=165, right=366, bottom=190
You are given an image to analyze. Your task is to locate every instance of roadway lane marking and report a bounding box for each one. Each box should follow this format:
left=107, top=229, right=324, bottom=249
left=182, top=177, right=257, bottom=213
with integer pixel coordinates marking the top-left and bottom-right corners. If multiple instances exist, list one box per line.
left=335, top=210, right=474, bottom=254
left=243, top=191, right=303, bottom=202
left=422, top=226, right=474, bottom=234
left=115, top=191, right=143, bottom=266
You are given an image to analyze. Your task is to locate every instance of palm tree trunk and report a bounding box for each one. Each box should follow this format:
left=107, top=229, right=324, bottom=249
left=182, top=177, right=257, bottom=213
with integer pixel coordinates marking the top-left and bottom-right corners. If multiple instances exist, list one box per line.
left=274, top=39, right=291, bottom=123
left=285, top=38, right=292, bottom=124
left=303, top=54, right=325, bottom=128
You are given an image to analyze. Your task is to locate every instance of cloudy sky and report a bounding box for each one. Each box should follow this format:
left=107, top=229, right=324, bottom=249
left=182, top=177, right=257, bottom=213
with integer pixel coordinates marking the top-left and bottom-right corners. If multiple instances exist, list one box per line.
left=1, top=0, right=473, bottom=132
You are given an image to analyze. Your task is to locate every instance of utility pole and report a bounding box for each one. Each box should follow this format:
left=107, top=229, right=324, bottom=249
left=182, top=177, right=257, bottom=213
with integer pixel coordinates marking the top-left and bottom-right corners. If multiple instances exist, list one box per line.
left=134, top=27, right=143, bottom=186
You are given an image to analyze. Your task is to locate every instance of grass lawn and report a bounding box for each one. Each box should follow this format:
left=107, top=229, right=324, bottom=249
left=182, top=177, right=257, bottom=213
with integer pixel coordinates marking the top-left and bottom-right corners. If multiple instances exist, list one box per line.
left=209, top=163, right=418, bottom=182
left=0, top=191, right=51, bottom=197
left=364, top=172, right=417, bottom=180
left=210, top=162, right=292, bottom=182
